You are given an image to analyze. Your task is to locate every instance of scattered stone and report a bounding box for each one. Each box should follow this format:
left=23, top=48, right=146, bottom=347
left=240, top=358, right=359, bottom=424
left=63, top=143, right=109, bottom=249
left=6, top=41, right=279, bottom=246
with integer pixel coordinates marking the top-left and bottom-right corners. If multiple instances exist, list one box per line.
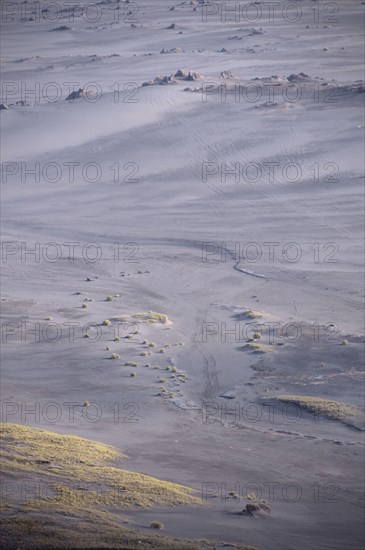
left=254, top=101, right=279, bottom=110
left=220, top=70, right=234, bottom=79
left=183, top=71, right=202, bottom=81
left=161, top=47, right=182, bottom=54
left=249, top=27, right=264, bottom=35
left=166, top=23, right=176, bottom=29
left=142, top=75, right=176, bottom=86
left=142, top=69, right=203, bottom=87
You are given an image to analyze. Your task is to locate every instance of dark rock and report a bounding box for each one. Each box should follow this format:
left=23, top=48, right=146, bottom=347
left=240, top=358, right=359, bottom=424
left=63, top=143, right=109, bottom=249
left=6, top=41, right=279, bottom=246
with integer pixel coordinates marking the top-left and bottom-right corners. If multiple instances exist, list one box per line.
left=287, top=72, right=309, bottom=82
left=243, top=500, right=271, bottom=514
left=220, top=70, right=234, bottom=79
left=50, top=25, right=70, bottom=31
left=220, top=390, right=236, bottom=399
left=66, top=88, right=87, bottom=101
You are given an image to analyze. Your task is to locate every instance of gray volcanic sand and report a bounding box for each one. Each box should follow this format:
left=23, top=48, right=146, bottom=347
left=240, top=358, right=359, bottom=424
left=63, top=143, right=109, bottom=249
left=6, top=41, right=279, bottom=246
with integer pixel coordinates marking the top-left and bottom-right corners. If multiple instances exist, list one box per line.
left=1, top=1, right=364, bottom=549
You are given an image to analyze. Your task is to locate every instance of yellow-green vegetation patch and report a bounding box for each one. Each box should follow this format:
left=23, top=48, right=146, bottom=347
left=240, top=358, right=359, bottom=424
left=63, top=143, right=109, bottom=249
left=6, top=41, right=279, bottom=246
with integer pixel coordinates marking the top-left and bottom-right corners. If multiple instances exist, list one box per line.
left=241, top=309, right=266, bottom=319
left=111, top=311, right=170, bottom=324
left=244, top=342, right=272, bottom=353
left=150, top=520, right=163, bottom=529
left=1, top=422, right=119, bottom=466
left=273, top=396, right=357, bottom=421
left=0, top=423, right=201, bottom=510
left=0, top=515, right=254, bottom=549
